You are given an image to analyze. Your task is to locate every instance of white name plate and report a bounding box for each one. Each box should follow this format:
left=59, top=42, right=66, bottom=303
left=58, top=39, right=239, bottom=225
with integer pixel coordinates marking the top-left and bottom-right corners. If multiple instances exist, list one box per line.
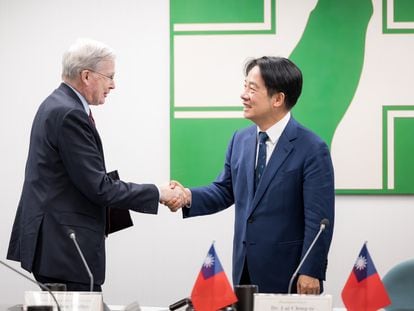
left=253, top=293, right=332, bottom=311
left=25, top=291, right=103, bottom=311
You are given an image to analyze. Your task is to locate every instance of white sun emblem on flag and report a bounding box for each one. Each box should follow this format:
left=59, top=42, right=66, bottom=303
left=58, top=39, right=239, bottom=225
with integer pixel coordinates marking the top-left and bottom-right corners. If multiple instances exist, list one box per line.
left=354, top=255, right=367, bottom=270
left=203, top=254, right=215, bottom=268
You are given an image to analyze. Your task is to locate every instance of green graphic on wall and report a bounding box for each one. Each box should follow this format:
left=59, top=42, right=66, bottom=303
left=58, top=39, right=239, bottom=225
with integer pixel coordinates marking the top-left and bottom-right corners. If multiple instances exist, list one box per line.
left=290, top=0, right=373, bottom=148
left=170, top=0, right=414, bottom=194
left=171, top=0, right=265, bottom=24
left=383, top=0, right=414, bottom=33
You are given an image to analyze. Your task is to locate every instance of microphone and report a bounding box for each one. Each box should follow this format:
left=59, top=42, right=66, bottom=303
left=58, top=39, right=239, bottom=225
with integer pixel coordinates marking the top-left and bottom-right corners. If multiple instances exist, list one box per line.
left=287, top=218, right=330, bottom=294
left=169, top=297, right=192, bottom=310
left=67, top=229, right=94, bottom=292
left=0, top=259, right=61, bottom=311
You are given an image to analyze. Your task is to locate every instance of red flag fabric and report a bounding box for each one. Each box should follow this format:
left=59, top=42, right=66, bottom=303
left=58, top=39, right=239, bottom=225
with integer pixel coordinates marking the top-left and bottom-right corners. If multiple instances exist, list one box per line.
left=191, top=244, right=238, bottom=311
left=341, top=243, right=391, bottom=311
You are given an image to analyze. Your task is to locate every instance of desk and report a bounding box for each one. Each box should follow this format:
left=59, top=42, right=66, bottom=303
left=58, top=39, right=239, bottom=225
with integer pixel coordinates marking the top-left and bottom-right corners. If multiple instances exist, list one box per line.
left=111, top=307, right=347, bottom=311
left=0, top=306, right=169, bottom=311
left=1, top=304, right=347, bottom=311
left=110, top=306, right=168, bottom=311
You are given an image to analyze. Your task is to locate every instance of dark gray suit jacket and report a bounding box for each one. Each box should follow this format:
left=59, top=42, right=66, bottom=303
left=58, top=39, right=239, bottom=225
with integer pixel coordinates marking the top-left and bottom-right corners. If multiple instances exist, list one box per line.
left=7, top=83, right=159, bottom=285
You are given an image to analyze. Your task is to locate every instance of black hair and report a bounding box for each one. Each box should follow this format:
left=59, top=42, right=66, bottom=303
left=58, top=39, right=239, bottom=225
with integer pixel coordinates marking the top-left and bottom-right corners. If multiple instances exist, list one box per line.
left=244, top=56, right=303, bottom=109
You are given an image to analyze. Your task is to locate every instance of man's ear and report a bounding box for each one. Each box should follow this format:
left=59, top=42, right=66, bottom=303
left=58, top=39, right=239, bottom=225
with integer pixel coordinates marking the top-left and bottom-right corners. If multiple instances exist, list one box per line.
left=272, top=92, right=286, bottom=108
left=80, top=69, right=91, bottom=85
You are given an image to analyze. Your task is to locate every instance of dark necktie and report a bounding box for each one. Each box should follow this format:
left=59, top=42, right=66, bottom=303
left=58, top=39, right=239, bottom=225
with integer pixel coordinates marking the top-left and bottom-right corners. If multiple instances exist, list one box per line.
left=255, top=131, right=268, bottom=191
left=89, top=109, right=95, bottom=127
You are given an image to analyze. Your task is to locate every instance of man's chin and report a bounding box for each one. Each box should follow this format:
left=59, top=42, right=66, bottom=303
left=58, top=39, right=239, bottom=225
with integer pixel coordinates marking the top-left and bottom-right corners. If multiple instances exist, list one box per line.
left=243, top=111, right=252, bottom=120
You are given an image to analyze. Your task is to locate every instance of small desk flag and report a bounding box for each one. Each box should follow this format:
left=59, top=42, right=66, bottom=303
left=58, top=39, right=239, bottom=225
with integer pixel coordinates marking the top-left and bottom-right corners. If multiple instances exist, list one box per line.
left=341, top=243, right=391, bottom=311
left=191, top=243, right=237, bottom=311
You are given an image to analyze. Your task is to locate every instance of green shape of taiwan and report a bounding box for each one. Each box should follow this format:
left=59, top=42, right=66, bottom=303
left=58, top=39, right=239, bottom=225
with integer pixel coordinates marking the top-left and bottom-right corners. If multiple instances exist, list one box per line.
left=290, top=0, right=373, bottom=148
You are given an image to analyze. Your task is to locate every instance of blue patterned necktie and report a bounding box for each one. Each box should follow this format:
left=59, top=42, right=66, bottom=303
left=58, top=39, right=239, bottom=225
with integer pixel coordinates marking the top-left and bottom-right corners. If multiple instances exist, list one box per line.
left=255, top=131, right=268, bottom=191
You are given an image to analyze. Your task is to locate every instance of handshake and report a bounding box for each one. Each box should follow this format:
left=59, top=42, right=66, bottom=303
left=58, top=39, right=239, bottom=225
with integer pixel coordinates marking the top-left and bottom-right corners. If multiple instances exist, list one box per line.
left=159, top=180, right=191, bottom=212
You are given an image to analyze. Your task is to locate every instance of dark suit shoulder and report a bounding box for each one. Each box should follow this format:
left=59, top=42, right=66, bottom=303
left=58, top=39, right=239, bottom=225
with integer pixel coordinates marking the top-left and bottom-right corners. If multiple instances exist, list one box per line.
left=30, top=84, right=92, bottom=152
left=232, top=124, right=256, bottom=139
left=286, top=117, right=328, bottom=147
left=41, top=84, right=83, bottom=112
left=35, top=84, right=87, bottom=128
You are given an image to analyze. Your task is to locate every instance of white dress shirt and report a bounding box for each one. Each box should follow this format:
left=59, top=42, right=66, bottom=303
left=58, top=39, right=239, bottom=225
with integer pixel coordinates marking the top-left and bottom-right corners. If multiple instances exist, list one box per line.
left=256, top=112, right=291, bottom=166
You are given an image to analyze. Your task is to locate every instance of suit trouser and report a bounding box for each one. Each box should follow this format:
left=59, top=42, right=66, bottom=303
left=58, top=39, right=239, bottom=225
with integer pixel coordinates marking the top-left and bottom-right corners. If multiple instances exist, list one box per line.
left=240, top=258, right=251, bottom=285
left=32, top=227, right=102, bottom=292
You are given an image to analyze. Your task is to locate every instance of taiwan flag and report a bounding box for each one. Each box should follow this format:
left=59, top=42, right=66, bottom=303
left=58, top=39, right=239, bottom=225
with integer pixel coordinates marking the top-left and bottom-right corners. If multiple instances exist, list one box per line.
left=191, top=243, right=237, bottom=311
left=341, top=243, right=391, bottom=311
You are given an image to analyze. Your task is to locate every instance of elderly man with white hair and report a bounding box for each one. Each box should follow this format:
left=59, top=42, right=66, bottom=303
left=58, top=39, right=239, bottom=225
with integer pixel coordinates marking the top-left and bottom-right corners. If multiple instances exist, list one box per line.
left=7, top=38, right=182, bottom=291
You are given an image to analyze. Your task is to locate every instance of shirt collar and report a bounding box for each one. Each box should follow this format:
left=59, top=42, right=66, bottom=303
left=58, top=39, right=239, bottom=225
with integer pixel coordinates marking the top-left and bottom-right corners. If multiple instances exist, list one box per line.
left=257, top=111, right=291, bottom=145
left=63, top=82, right=90, bottom=115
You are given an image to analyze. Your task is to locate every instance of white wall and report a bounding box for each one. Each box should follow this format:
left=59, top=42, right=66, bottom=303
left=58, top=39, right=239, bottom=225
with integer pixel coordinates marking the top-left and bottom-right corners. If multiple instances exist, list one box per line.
left=0, top=0, right=413, bottom=308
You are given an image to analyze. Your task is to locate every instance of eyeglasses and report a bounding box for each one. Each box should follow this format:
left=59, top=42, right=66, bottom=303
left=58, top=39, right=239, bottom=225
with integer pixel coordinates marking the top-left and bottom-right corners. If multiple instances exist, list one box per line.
left=85, top=69, right=115, bottom=81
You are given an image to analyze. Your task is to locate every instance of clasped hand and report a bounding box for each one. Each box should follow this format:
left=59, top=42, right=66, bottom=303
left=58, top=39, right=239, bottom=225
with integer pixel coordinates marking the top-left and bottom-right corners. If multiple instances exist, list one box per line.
left=159, top=180, right=190, bottom=212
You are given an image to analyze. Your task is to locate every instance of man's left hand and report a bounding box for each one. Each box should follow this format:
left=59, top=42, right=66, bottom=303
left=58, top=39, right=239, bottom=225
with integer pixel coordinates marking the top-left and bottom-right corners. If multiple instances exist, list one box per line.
left=297, top=275, right=320, bottom=295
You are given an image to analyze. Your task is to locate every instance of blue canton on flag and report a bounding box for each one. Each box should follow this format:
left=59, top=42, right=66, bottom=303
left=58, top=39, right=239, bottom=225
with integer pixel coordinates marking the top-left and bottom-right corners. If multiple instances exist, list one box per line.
left=201, top=244, right=224, bottom=279
left=352, top=244, right=377, bottom=282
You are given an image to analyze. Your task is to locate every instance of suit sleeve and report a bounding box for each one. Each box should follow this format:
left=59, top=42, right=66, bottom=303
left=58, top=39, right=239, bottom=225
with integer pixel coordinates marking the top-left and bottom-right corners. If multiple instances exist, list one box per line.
left=299, top=140, right=335, bottom=279
left=57, top=109, right=159, bottom=214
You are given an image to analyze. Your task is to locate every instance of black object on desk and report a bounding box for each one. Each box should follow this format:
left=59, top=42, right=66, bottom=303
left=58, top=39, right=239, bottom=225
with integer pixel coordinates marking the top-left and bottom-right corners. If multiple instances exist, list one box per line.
left=43, top=283, right=67, bottom=291
left=233, top=284, right=258, bottom=311
left=27, top=306, right=53, bottom=311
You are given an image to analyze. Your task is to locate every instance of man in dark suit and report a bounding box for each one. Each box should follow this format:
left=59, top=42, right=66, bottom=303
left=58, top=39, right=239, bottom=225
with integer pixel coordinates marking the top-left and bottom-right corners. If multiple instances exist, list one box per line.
left=7, top=38, right=182, bottom=291
left=169, top=57, right=335, bottom=294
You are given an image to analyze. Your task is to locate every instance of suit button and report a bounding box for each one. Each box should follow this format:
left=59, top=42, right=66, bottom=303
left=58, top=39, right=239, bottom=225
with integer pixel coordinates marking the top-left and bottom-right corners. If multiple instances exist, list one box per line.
left=248, top=218, right=254, bottom=223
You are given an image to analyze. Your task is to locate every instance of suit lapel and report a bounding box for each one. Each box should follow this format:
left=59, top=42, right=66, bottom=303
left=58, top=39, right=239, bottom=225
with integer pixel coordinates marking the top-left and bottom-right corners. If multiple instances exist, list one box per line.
left=242, top=127, right=257, bottom=204
left=59, top=83, right=106, bottom=163
left=87, top=118, right=105, bottom=166
left=249, top=118, right=298, bottom=215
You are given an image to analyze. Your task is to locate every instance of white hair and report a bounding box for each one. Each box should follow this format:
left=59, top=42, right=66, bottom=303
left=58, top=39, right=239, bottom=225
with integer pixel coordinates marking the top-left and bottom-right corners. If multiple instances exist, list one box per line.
left=62, top=38, right=115, bottom=80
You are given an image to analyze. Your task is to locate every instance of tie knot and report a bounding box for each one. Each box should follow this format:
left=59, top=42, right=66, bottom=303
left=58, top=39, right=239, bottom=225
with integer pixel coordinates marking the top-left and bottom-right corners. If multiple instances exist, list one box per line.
left=258, top=131, right=268, bottom=143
